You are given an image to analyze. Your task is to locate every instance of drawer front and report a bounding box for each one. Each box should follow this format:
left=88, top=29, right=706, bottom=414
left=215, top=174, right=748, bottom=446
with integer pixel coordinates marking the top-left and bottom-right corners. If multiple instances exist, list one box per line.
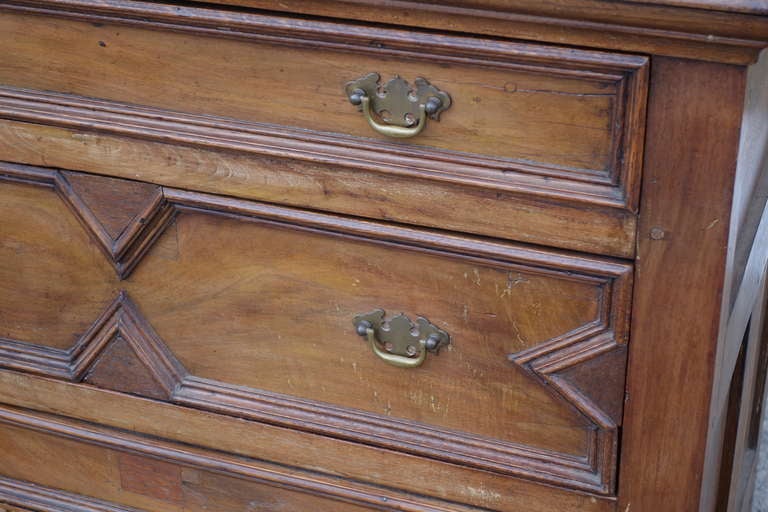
left=0, top=413, right=383, bottom=512
left=0, top=405, right=617, bottom=512
left=0, top=164, right=631, bottom=505
left=0, top=1, right=647, bottom=257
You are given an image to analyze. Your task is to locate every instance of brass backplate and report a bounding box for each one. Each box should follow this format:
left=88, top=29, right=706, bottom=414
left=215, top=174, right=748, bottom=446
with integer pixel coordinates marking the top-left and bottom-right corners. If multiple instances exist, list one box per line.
left=345, top=73, right=451, bottom=127
left=353, top=309, right=450, bottom=358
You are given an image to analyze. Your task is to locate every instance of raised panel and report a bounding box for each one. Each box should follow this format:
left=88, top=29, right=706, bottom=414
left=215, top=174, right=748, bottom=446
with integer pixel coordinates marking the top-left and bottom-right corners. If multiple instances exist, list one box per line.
left=0, top=4, right=646, bottom=183
left=0, top=0, right=647, bottom=258
left=0, top=373, right=616, bottom=512
left=0, top=164, right=632, bottom=495
left=133, top=211, right=596, bottom=454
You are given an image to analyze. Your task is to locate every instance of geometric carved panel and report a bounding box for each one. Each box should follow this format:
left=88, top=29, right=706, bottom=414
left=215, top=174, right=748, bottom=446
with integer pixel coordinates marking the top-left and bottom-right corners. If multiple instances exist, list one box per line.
left=63, top=172, right=160, bottom=240
left=59, top=171, right=173, bottom=279
left=85, top=335, right=175, bottom=400
left=79, top=294, right=186, bottom=400
left=0, top=162, right=633, bottom=495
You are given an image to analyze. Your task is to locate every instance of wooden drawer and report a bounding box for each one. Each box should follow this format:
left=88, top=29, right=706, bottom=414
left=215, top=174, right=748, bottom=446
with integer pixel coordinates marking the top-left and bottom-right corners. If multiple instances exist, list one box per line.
left=0, top=1, right=648, bottom=257
left=0, top=404, right=614, bottom=512
left=0, top=163, right=631, bottom=510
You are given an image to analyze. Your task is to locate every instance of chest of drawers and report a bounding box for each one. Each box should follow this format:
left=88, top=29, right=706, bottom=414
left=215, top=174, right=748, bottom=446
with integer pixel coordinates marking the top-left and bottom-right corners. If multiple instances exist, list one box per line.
left=0, top=1, right=767, bottom=511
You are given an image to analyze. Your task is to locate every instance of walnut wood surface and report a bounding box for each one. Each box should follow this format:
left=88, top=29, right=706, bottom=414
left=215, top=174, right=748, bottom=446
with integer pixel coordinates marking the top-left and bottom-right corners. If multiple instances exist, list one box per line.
left=0, top=475, right=145, bottom=512
left=0, top=118, right=638, bottom=258
left=0, top=164, right=632, bottom=495
left=0, top=412, right=376, bottom=512
left=0, top=372, right=616, bottom=512
left=0, top=4, right=647, bottom=184
left=0, top=404, right=614, bottom=512
left=0, top=181, right=117, bottom=350
left=0, top=1, right=649, bottom=257
left=181, top=0, right=768, bottom=64
left=0, top=0, right=766, bottom=510
left=618, top=58, right=748, bottom=511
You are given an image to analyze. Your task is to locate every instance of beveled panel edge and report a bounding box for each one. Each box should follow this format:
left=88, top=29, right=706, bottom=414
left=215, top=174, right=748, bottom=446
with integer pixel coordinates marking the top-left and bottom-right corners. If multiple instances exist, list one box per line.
left=0, top=475, right=146, bottom=512
left=173, top=377, right=605, bottom=493
left=56, top=172, right=168, bottom=279
left=0, top=163, right=176, bottom=280
left=0, top=163, right=632, bottom=494
left=0, top=0, right=649, bottom=205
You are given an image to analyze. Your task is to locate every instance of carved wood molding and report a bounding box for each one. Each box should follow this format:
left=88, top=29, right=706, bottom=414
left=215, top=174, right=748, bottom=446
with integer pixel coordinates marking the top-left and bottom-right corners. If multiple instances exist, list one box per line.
left=0, top=0, right=650, bottom=210
left=0, top=475, right=145, bottom=512
left=0, top=407, right=480, bottom=512
left=0, top=76, right=643, bottom=211
left=0, top=291, right=186, bottom=398
left=57, top=171, right=174, bottom=279
left=173, top=376, right=605, bottom=492
left=181, top=0, right=768, bottom=64
left=0, top=163, right=632, bottom=494
left=70, top=293, right=187, bottom=398
left=510, top=330, right=627, bottom=429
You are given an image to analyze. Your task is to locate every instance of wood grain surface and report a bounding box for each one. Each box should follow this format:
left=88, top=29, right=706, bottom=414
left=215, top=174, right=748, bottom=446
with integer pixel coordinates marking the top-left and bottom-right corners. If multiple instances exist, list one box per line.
left=0, top=402, right=616, bottom=512
left=0, top=5, right=647, bottom=182
left=178, top=0, right=768, bottom=63
left=0, top=164, right=632, bottom=496
left=618, top=58, right=748, bottom=511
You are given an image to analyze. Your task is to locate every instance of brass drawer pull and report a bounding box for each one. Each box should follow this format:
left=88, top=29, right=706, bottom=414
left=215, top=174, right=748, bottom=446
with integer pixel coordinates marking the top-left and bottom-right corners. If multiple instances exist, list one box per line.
left=353, top=309, right=450, bottom=368
left=345, top=73, right=451, bottom=139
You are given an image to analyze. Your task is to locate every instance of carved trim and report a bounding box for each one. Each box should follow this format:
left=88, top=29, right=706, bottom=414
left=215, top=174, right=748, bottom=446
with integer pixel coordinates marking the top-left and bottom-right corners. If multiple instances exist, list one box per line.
left=0, top=0, right=648, bottom=74
left=0, top=84, right=637, bottom=210
left=0, top=162, right=175, bottom=279
left=180, top=0, right=768, bottom=64
left=0, top=475, right=145, bottom=512
left=56, top=172, right=175, bottom=279
left=0, top=338, right=70, bottom=380
left=0, top=407, right=483, bottom=512
left=0, top=291, right=186, bottom=397
left=0, top=0, right=649, bottom=207
left=0, top=163, right=632, bottom=494
left=173, top=376, right=603, bottom=492
left=69, top=293, right=187, bottom=396
left=164, top=187, right=635, bottom=285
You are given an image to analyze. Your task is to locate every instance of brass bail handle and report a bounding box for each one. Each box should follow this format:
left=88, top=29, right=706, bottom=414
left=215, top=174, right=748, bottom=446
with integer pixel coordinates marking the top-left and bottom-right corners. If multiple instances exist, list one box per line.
left=353, top=309, right=450, bottom=369
left=345, top=73, right=452, bottom=139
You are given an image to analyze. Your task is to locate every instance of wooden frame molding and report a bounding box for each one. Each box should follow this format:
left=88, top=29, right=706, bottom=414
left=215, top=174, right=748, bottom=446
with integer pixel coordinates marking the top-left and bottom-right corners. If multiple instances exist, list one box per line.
left=0, top=162, right=632, bottom=495
left=0, top=0, right=645, bottom=258
left=0, top=475, right=145, bottom=512
left=182, top=0, right=768, bottom=64
left=0, top=406, right=484, bottom=512
left=0, top=0, right=651, bottom=211
left=57, top=171, right=173, bottom=279
left=0, top=84, right=646, bottom=209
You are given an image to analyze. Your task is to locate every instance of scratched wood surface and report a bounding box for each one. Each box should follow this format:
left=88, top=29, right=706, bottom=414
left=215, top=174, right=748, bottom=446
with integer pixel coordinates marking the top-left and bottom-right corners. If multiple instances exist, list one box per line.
left=0, top=1, right=766, bottom=510
left=0, top=173, right=625, bottom=458
left=0, top=8, right=639, bottom=179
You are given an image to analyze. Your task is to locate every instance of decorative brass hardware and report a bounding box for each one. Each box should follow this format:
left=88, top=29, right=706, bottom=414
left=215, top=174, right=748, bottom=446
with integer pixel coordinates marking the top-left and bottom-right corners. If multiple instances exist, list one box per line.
left=345, top=73, right=451, bottom=139
left=353, top=309, right=450, bottom=368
